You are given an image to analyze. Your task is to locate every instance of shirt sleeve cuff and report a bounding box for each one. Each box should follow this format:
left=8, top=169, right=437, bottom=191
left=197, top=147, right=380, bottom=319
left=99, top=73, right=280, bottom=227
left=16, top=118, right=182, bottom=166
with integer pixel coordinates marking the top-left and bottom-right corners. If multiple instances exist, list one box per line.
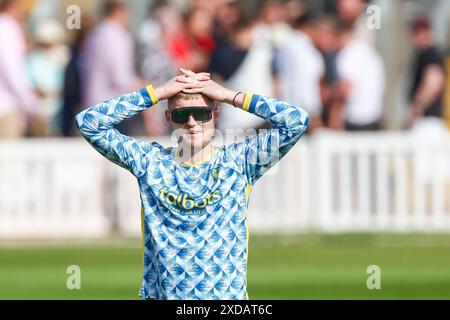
left=242, top=92, right=253, bottom=112
left=145, top=85, right=159, bottom=105
left=242, top=92, right=256, bottom=113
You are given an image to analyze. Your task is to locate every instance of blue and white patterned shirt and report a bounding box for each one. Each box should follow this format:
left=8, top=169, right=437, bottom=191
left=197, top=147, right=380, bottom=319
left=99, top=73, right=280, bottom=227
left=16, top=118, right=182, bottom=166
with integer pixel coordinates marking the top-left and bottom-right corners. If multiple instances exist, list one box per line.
left=75, top=86, right=309, bottom=300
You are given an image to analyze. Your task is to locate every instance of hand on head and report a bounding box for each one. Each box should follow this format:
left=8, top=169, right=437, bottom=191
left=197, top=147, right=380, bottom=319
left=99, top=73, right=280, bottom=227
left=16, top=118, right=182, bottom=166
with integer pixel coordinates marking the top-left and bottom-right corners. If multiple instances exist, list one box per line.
left=176, top=68, right=234, bottom=103
left=154, top=69, right=208, bottom=101
left=155, top=68, right=236, bottom=105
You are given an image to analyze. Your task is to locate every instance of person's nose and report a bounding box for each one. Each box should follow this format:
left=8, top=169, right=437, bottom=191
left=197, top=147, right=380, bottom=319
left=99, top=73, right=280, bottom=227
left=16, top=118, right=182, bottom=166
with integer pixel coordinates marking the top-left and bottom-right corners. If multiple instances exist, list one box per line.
left=186, top=114, right=198, bottom=127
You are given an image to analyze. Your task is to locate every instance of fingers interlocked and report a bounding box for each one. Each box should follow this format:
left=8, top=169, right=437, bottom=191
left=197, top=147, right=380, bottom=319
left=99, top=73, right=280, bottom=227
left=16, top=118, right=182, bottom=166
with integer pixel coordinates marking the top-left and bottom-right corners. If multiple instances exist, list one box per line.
left=176, top=68, right=210, bottom=94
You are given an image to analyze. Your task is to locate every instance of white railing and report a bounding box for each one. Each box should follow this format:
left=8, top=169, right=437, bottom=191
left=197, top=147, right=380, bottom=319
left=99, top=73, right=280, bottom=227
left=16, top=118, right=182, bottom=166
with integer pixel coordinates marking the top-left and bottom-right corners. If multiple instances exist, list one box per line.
left=313, top=132, right=450, bottom=231
left=1, top=132, right=450, bottom=239
left=0, top=139, right=112, bottom=238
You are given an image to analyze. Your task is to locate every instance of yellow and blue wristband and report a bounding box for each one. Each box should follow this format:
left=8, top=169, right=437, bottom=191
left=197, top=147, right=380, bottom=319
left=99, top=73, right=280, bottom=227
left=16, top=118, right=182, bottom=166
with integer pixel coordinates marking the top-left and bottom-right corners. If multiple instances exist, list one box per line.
left=243, top=92, right=257, bottom=113
left=140, top=84, right=159, bottom=106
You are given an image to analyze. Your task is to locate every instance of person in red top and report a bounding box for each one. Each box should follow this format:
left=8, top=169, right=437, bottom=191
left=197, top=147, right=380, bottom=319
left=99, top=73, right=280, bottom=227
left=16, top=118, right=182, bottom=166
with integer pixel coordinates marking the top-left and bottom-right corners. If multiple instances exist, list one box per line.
left=166, top=8, right=215, bottom=72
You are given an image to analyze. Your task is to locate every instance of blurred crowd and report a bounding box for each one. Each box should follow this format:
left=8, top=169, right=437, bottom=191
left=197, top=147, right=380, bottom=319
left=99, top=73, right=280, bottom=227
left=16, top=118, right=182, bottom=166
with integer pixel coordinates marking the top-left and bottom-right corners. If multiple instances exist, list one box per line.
left=0, top=0, right=449, bottom=138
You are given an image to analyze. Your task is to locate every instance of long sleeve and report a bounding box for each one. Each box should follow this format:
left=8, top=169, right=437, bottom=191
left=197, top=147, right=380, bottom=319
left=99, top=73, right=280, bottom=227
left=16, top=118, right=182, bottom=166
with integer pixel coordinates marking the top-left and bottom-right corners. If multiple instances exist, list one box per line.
left=233, top=93, right=310, bottom=185
left=75, top=85, right=159, bottom=177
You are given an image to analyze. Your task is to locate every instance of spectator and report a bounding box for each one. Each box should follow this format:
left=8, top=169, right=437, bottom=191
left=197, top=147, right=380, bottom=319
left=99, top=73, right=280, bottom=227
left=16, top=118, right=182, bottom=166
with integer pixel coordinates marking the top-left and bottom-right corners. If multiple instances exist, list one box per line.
left=408, top=16, right=448, bottom=184
left=27, top=20, right=69, bottom=137
left=137, top=0, right=177, bottom=136
left=0, top=0, right=37, bottom=138
left=259, top=0, right=293, bottom=46
left=81, top=0, right=144, bottom=135
left=445, top=49, right=450, bottom=129
left=312, top=14, right=346, bottom=131
left=212, top=0, right=278, bottom=131
left=224, top=0, right=278, bottom=99
left=61, top=14, right=94, bottom=137
left=337, top=0, right=376, bottom=47
left=408, top=16, right=446, bottom=133
left=336, top=23, right=385, bottom=131
left=284, top=0, right=307, bottom=28
left=191, top=0, right=221, bottom=14
left=137, top=0, right=176, bottom=87
left=208, top=0, right=249, bottom=83
left=265, top=0, right=296, bottom=84
left=274, top=13, right=325, bottom=132
left=164, top=7, right=213, bottom=73
left=186, top=8, right=216, bottom=56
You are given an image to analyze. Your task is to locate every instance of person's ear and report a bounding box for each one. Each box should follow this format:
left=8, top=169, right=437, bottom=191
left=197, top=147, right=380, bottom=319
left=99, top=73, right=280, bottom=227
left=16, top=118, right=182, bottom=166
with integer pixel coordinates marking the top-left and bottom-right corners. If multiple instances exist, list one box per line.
left=213, top=106, right=220, bottom=125
left=165, top=110, right=171, bottom=123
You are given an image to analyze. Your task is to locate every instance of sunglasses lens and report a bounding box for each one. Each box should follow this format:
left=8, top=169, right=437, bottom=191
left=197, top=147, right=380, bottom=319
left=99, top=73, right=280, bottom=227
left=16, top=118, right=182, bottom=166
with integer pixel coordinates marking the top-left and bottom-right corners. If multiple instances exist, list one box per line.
left=172, top=109, right=189, bottom=123
left=193, top=110, right=212, bottom=122
left=171, top=108, right=212, bottom=124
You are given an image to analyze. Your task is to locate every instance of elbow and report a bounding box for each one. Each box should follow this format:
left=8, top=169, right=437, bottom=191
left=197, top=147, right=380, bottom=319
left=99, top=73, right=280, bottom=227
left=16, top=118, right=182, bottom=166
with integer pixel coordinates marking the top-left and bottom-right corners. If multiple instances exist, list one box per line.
left=74, top=110, right=86, bottom=132
left=280, top=107, right=309, bottom=140
left=302, top=109, right=310, bottom=129
left=74, top=109, right=94, bottom=138
left=292, top=107, right=310, bottom=136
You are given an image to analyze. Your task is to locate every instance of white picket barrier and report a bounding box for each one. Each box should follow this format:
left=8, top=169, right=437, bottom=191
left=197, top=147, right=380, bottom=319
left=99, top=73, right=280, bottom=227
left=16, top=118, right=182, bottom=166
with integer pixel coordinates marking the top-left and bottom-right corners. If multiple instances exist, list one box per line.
left=0, top=139, right=111, bottom=238
left=1, top=132, right=450, bottom=239
left=311, top=131, right=450, bottom=232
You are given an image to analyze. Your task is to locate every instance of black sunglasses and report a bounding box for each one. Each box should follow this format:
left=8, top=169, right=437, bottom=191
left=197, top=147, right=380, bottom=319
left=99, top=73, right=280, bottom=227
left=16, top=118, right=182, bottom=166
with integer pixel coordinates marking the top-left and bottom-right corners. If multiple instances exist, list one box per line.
left=170, top=106, right=216, bottom=124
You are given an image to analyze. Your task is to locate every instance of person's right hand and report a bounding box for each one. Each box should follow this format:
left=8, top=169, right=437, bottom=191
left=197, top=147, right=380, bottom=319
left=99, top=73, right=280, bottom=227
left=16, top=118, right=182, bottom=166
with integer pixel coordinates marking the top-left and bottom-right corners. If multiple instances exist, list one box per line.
left=154, top=69, right=211, bottom=101
left=177, top=68, right=236, bottom=104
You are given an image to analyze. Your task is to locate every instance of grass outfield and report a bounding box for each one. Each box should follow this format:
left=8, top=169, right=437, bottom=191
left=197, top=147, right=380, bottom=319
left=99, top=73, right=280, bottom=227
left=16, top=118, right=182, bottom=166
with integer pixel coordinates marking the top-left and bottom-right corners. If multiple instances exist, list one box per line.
left=1, top=233, right=450, bottom=300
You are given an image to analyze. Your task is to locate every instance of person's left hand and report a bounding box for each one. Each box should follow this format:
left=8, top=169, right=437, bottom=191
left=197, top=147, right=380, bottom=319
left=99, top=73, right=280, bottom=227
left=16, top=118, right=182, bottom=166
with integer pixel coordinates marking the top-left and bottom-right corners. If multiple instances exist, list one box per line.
left=177, top=68, right=236, bottom=103
left=153, top=70, right=210, bottom=101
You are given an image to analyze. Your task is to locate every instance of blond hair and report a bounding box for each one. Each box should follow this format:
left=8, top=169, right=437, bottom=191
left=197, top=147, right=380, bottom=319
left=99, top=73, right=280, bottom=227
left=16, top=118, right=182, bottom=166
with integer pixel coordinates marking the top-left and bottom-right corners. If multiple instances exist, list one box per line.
left=168, top=92, right=214, bottom=109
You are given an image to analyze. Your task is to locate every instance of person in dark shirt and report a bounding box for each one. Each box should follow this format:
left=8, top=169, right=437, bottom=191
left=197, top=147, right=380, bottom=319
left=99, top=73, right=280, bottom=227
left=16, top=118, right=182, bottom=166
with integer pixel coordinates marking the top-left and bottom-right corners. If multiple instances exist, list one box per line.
left=207, top=0, right=251, bottom=82
left=61, top=14, right=94, bottom=137
left=408, top=16, right=446, bottom=128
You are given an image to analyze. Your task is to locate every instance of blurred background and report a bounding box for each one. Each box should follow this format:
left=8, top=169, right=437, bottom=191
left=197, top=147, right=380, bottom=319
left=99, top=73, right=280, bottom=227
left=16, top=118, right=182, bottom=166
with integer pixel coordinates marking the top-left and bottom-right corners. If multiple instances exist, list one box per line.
left=1, top=0, right=450, bottom=299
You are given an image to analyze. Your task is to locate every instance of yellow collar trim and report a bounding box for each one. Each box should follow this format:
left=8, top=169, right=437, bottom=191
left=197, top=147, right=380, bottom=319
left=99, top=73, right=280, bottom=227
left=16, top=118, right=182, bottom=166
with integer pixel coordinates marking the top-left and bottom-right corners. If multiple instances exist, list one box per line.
left=173, top=146, right=217, bottom=167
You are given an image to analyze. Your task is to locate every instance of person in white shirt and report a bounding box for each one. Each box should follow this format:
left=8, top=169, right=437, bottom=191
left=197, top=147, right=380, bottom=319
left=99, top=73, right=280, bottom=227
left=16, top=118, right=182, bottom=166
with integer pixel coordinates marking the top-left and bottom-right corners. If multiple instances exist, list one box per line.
left=82, top=1, right=139, bottom=107
left=0, top=0, right=37, bottom=138
left=220, top=22, right=276, bottom=131
left=336, top=24, right=385, bottom=131
left=274, top=13, right=325, bottom=133
left=337, top=0, right=377, bottom=47
left=81, top=0, right=146, bottom=136
left=27, top=19, right=69, bottom=137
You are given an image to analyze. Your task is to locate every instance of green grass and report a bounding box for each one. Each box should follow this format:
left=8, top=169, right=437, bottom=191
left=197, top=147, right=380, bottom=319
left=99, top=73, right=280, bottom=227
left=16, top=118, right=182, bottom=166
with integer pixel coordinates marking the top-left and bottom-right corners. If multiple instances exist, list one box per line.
left=1, top=233, right=450, bottom=299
